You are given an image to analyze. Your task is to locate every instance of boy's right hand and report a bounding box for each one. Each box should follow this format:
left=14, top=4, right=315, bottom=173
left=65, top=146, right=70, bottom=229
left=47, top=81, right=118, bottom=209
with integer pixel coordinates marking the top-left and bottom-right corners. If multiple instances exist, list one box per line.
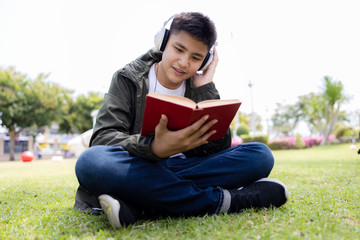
left=150, top=114, right=218, bottom=158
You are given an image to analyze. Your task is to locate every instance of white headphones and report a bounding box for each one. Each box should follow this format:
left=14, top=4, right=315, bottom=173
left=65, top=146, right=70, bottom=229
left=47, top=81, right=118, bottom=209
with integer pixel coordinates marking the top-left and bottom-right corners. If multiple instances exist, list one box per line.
left=154, top=15, right=215, bottom=71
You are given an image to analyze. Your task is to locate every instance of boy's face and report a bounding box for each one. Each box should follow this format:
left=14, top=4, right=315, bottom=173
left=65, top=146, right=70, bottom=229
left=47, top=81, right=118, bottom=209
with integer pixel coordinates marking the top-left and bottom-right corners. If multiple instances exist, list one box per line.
left=158, top=30, right=209, bottom=89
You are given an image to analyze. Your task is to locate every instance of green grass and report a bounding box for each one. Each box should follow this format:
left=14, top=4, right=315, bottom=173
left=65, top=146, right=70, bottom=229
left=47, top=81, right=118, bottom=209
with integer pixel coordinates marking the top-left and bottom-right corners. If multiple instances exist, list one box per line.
left=1, top=143, right=359, bottom=239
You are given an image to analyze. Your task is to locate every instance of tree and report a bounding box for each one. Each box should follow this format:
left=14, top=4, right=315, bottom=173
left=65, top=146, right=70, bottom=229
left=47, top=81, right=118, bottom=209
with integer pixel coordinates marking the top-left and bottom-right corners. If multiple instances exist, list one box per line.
left=297, top=92, right=325, bottom=134
left=231, top=111, right=262, bottom=138
left=271, top=76, right=348, bottom=144
left=251, top=112, right=263, bottom=134
left=271, top=103, right=302, bottom=136
left=319, top=76, right=348, bottom=144
left=58, top=92, right=103, bottom=134
left=0, top=67, right=72, bottom=160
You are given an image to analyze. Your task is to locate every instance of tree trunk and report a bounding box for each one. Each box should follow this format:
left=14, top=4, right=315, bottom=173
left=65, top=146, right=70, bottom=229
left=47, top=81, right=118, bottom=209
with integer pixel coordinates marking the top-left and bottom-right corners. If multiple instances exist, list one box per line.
left=320, top=103, right=340, bottom=145
left=9, top=130, right=16, bottom=161
left=320, top=105, right=331, bottom=145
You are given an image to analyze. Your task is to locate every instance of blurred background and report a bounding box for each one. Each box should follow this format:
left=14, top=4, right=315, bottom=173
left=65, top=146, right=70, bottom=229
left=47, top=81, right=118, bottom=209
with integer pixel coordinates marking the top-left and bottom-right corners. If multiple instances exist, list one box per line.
left=1, top=0, right=359, bottom=160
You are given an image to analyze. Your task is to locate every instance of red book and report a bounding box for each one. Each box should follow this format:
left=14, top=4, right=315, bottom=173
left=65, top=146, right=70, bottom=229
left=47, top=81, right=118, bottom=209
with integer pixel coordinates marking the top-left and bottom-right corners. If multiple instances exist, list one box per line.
left=141, top=92, right=241, bottom=141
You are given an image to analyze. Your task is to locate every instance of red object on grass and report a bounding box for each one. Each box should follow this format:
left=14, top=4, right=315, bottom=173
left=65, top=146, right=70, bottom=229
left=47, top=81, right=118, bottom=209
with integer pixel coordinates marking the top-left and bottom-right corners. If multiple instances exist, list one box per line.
left=21, top=151, right=34, bottom=162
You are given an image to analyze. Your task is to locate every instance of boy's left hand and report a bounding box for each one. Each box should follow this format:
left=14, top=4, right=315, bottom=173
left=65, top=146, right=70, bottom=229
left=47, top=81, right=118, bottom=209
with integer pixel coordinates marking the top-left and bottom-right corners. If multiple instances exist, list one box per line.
left=192, top=48, right=219, bottom=87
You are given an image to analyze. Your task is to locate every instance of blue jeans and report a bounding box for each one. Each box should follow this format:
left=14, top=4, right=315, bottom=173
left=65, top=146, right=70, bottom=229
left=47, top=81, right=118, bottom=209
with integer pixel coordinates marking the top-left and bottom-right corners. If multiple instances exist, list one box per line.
left=75, top=142, right=274, bottom=216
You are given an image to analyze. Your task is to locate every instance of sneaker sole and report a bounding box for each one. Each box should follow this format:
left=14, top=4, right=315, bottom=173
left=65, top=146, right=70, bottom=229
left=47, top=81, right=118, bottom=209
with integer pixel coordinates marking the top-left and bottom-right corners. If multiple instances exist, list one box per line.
left=98, top=194, right=122, bottom=228
left=256, top=178, right=290, bottom=201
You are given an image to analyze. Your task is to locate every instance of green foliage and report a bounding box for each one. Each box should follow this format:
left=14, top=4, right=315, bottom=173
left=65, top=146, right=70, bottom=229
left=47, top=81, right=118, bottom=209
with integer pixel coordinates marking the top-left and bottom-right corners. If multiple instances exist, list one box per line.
left=271, top=76, right=349, bottom=144
left=231, top=112, right=262, bottom=137
left=231, top=111, right=250, bottom=132
left=0, top=67, right=72, bottom=131
left=294, top=134, right=306, bottom=149
left=236, top=125, right=249, bottom=136
left=242, top=135, right=268, bottom=144
left=0, top=67, right=74, bottom=160
left=238, top=112, right=250, bottom=126
left=334, top=125, right=352, bottom=138
left=343, top=129, right=353, bottom=137
left=323, top=76, right=344, bottom=105
left=1, top=144, right=359, bottom=239
left=319, top=76, right=348, bottom=144
left=271, top=103, right=301, bottom=136
left=0, top=66, right=103, bottom=159
left=0, top=66, right=30, bottom=131
left=297, top=92, right=326, bottom=134
left=340, top=129, right=359, bottom=138
left=59, top=92, right=103, bottom=134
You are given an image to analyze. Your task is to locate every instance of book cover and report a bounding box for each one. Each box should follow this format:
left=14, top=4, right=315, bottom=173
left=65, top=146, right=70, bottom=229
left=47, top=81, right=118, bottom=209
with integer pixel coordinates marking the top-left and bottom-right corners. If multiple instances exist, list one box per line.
left=141, top=92, right=241, bottom=141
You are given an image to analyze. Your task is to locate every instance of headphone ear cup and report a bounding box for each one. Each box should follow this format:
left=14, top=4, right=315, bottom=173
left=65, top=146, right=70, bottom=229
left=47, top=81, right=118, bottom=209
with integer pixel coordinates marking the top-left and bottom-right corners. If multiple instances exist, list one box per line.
left=159, top=29, right=170, bottom=51
left=155, top=28, right=170, bottom=51
left=154, top=28, right=166, bottom=51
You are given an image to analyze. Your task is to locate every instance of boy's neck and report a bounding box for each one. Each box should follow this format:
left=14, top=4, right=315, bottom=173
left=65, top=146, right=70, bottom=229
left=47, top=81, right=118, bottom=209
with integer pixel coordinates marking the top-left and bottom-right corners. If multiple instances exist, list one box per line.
left=155, top=62, right=183, bottom=90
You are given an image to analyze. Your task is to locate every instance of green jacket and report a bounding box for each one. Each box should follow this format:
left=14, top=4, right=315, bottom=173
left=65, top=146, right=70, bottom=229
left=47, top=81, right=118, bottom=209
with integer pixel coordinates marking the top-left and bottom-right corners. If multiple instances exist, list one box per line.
left=90, top=48, right=231, bottom=161
left=74, top=48, right=231, bottom=214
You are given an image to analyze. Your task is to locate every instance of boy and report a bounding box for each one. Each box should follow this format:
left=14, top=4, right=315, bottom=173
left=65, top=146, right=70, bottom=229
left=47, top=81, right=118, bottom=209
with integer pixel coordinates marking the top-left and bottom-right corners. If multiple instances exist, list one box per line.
left=74, top=12, right=289, bottom=228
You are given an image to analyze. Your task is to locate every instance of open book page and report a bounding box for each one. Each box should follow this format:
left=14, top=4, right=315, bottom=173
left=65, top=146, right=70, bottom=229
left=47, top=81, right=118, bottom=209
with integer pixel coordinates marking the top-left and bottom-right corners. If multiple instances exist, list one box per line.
left=147, top=92, right=196, bottom=108
left=197, top=99, right=241, bottom=108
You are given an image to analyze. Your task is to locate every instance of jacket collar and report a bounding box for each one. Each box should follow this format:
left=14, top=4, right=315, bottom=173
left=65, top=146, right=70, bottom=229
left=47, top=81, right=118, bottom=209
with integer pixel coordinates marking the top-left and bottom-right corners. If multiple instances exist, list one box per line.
left=120, top=48, right=162, bottom=83
left=120, top=48, right=194, bottom=98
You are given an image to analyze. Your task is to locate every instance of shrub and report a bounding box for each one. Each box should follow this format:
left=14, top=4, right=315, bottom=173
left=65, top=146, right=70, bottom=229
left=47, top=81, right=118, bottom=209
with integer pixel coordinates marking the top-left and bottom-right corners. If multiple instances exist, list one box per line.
left=268, top=138, right=293, bottom=150
left=242, top=135, right=268, bottom=145
left=268, top=135, right=328, bottom=150
left=237, top=125, right=249, bottom=136
left=302, top=136, right=321, bottom=147
left=231, top=137, right=243, bottom=147
left=294, top=134, right=306, bottom=149
left=334, top=126, right=352, bottom=138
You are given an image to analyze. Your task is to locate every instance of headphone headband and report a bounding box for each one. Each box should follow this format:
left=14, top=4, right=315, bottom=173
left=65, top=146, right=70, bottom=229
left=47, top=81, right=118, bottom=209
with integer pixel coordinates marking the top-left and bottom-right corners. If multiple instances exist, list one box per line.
left=154, top=15, right=176, bottom=52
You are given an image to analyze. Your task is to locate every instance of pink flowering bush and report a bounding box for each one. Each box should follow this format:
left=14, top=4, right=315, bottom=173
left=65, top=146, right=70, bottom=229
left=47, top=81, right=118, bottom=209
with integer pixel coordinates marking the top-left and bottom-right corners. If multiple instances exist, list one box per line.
left=232, top=135, right=336, bottom=150
left=268, top=135, right=335, bottom=150
left=231, top=138, right=243, bottom=147
left=302, top=136, right=322, bottom=148
left=268, top=137, right=294, bottom=150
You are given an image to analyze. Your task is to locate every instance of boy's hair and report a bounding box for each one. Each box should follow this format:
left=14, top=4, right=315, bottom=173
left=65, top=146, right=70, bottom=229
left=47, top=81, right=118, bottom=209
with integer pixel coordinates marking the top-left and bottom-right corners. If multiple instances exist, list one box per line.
left=170, top=12, right=217, bottom=50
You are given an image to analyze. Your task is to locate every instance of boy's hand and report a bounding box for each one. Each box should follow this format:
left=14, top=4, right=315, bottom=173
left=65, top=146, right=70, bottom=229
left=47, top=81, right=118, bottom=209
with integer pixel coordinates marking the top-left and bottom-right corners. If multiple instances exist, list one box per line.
left=192, top=48, right=219, bottom=87
left=150, top=114, right=218, bottom=158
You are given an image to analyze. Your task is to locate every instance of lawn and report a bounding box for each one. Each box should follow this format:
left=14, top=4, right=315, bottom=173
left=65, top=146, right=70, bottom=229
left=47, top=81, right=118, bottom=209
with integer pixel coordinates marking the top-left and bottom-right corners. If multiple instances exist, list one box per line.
left=0, top=143, right=359, bottom=239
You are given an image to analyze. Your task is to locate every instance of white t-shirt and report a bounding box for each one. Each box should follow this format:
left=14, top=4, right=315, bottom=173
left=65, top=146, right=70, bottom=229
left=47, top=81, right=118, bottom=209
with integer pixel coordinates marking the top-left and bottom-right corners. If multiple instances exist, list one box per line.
left=148, top=63, right=186, bottom=159
left=148, top=64, right=186, bottom=96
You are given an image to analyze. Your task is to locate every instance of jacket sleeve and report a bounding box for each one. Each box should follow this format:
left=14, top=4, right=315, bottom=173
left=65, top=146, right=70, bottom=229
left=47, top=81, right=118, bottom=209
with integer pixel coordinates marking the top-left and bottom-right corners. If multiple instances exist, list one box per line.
left=183, top=81, right=232, bottom=158
left=89, top=72, right=164, bottom=161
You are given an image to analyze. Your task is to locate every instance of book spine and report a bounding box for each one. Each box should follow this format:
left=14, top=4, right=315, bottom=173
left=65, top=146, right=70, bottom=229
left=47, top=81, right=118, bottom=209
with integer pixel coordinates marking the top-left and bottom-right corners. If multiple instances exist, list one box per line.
left=188, top=109, right=204, bottom=125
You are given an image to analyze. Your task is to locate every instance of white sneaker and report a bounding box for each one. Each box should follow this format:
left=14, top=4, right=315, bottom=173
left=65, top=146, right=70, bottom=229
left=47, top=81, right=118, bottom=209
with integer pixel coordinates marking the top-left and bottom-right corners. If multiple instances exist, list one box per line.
left=98, top=194, right=140, bottom=228
left=98, top=194, right=122, bottom=228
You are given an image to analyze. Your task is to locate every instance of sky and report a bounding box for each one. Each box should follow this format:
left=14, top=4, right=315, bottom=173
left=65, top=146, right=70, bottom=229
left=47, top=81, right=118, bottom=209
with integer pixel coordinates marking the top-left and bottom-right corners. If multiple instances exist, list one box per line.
left=1, top=0, right=360, bottom=133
